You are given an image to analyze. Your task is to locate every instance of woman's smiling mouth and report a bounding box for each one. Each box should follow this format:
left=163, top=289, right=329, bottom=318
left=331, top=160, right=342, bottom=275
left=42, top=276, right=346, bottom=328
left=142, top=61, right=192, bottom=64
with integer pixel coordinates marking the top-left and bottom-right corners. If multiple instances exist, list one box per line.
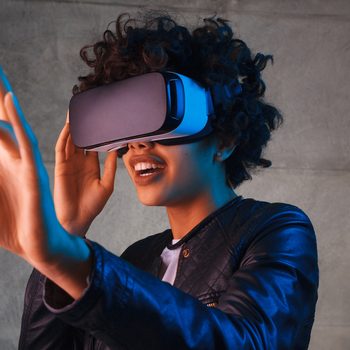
left=134, top=162, right=166, bottom=176
left=129, top=154, right=167, bottom=185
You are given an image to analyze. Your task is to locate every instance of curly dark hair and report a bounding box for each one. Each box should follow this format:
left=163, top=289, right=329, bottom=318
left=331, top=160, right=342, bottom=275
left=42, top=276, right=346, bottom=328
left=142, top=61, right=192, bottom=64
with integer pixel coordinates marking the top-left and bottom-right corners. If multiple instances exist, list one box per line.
left=72, top=11, right=283, bottom=189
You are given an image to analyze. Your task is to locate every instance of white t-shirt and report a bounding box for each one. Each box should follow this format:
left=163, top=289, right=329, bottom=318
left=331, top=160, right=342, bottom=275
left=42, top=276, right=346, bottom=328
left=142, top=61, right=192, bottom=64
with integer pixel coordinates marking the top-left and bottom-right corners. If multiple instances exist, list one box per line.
left=160, top=239, right=182, bottom=285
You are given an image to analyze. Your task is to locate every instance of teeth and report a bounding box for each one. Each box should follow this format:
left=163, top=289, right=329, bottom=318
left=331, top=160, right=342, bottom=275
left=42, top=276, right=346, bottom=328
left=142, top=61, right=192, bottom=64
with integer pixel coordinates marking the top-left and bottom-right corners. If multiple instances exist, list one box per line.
left=134, top=162, right=165, bottom=171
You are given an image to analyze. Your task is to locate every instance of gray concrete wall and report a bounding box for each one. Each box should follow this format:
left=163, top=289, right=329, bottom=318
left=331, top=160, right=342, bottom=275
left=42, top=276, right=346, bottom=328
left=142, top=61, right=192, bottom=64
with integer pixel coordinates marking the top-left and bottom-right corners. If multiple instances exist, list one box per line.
left=0, top=0, right=349, bottom=349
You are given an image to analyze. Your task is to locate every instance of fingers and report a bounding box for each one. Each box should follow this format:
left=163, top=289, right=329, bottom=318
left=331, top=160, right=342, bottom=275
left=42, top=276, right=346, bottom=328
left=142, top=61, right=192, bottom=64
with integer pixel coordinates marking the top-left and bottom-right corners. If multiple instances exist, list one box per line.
left=65, top=129, right=76, bottom=160
left=85, top=150, right=99, bottom=164
left=4, top=92, right=37, bottom=160
left=0, top=76, right=50, bottom=195
left=0, top=120, right=20, bottom=158
left=0, top=65, right=14, bottom=100
left=0, top=67, right=20, bottom=156
left=55, top=122, right=70, bottom=162
left=2, top=92, right=50, bottom=189
left=63, top=109, right=80, bottom=159
left=55, top=120, right=84, bottom=163
left=86, top=150, right=98, bottom=157
left=0, top=88, right=10, bottom=124
left=100, top=150, right=117, bottom=192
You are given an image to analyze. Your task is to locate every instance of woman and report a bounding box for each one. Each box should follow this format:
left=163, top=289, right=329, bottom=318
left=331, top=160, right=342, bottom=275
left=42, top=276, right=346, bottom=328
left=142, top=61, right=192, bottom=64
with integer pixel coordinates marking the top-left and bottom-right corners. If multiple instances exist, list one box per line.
left=0, top=12, right=318, bottom=349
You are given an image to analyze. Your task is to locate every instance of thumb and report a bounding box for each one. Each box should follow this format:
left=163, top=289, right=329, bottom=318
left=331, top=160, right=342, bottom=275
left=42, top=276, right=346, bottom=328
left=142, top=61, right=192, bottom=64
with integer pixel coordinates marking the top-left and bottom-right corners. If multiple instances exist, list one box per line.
left=100, top=151, right=117, bottom=192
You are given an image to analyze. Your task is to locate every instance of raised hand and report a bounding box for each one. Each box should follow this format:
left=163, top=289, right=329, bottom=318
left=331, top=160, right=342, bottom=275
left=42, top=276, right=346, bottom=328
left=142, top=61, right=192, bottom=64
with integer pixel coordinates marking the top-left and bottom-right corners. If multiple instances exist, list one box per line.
left=0, top=69, right=61, bottom=263
left=54, top=114, right=117, bottom=237
left=0, top=67, right=91, bottom=299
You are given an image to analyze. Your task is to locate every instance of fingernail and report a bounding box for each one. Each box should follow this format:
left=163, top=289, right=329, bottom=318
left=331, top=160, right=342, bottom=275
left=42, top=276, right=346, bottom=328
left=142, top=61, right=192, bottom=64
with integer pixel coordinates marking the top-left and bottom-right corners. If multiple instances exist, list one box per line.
left=0, top=66, right=14, bottom=93
left=4, top=91, right=13, bottom=101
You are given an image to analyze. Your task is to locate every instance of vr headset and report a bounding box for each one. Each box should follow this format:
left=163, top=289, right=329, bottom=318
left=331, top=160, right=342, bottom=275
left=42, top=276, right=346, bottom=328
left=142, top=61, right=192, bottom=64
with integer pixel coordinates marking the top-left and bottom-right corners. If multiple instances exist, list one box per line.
left=69, top=71, right=241, bottom=157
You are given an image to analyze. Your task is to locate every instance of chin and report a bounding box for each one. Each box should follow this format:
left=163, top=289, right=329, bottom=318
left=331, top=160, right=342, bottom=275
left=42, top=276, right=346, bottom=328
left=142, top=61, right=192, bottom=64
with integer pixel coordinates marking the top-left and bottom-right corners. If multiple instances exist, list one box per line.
left=136, top=190, right=168, bottom=207
left=137, top=186, right=195, bottom=208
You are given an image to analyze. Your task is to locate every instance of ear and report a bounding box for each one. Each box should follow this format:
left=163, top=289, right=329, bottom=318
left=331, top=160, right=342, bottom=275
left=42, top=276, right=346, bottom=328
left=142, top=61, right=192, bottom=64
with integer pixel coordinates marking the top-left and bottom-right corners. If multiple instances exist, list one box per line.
left=215, top=138, right=236, bottom=162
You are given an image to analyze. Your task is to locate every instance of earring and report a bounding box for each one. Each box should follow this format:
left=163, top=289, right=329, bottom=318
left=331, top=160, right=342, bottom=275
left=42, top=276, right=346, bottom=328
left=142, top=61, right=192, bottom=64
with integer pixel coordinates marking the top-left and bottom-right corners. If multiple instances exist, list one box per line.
left=216, top=151, right=222, bottom=160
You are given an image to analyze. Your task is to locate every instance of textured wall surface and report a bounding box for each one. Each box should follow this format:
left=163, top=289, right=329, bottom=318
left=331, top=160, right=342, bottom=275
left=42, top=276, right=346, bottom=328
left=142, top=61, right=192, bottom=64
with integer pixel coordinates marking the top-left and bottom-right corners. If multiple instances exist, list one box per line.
left=0, top=0, right=349, bottom=349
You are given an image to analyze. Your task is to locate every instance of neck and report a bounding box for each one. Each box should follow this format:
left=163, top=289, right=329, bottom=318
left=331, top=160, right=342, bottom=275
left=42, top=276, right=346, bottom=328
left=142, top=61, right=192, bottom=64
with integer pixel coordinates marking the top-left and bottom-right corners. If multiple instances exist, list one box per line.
left=166, top=186, right=237, bottom=240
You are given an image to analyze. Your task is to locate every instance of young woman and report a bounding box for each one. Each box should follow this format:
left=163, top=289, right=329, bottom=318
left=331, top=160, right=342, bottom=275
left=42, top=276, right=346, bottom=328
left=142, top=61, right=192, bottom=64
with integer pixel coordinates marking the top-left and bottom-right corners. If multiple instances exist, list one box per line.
left=0, top=12, right=318, bottom=349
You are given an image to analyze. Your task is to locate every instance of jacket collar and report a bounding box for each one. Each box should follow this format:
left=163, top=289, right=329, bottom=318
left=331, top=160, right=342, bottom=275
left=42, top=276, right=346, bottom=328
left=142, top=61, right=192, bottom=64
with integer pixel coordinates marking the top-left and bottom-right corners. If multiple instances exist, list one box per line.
left=165, top=195, right=243, bottom=250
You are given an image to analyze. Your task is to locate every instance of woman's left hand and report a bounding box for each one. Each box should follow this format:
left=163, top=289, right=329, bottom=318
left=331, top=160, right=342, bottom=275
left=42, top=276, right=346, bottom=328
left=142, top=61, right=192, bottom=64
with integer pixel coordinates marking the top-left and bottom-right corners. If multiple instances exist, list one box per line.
left=53, top=116, right=118, bottom=237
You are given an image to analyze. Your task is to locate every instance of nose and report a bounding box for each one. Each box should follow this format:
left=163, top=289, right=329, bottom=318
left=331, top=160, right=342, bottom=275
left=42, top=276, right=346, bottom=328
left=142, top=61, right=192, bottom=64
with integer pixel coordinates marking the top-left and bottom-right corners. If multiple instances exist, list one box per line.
left=128, top=140, right=155, bottom=152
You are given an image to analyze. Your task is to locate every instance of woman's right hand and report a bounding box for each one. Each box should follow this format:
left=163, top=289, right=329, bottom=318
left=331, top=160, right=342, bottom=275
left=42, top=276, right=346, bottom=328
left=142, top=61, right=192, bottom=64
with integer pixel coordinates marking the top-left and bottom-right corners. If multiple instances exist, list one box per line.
left=0, top=71, right=67, bottom=265
left=54, top=113, right=118, bottom=237
left=0, top=67, right=94, bottom=299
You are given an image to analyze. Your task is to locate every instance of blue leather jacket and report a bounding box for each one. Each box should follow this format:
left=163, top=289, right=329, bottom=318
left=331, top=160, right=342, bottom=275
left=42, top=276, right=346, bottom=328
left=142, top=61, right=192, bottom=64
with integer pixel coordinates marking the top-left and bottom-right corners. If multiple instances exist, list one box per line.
left=18, top=196, right=319, bottom=349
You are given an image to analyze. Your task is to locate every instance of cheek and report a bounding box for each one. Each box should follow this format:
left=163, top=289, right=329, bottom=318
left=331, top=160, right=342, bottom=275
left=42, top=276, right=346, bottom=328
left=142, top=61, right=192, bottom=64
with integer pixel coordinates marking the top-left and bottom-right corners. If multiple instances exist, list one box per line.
left=122, top=157, right=133, bottom=178
left=167, top=151, right=209, bottom=189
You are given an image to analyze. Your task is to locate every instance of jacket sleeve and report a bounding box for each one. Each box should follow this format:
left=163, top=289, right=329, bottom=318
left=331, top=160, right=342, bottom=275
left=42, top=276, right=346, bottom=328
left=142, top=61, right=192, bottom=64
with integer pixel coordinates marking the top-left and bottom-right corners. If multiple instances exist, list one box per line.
left=18, top=268, right=84, bottom=350
left=42, top=205, right=319, bottom=350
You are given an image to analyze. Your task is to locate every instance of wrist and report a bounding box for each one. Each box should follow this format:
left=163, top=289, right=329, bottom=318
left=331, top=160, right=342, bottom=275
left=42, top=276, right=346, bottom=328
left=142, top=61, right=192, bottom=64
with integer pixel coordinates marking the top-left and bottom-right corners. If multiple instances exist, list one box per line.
left=59, top=219, right=91, bottom=238
left=34, top=228, right=93, bottom=300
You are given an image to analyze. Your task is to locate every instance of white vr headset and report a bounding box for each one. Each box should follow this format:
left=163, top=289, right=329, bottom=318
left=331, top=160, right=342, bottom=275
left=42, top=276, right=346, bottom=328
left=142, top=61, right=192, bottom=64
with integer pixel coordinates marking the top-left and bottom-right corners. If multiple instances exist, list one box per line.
left=68, top=71, right=241, bottom=157
left=0, top=66, right=241, bottom=158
